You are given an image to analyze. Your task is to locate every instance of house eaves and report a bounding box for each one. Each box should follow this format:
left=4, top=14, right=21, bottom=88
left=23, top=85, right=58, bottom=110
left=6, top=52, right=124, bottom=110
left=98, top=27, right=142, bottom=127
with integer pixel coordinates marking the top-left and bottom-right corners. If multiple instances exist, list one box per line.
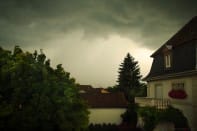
left=146, top=70, right=197, bottom=82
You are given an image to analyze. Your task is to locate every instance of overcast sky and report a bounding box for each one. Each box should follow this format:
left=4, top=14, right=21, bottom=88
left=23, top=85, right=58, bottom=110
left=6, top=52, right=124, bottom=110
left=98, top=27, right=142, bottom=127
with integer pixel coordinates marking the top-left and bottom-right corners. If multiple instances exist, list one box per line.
left=0, top=0, right=196, bottom=87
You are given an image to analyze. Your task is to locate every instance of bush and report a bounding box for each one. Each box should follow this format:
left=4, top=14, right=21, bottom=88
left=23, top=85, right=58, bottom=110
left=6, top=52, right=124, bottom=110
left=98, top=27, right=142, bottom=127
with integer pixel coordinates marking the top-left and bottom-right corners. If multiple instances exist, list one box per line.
left=121, top=103, right=138, bottom=128
left=138, top=106, right=158, bottom=131
left=158, top=106, right=190, bottom=131
left=138, top=106, right=190, bottom=131
left=88, top=124, right=118, bottom=131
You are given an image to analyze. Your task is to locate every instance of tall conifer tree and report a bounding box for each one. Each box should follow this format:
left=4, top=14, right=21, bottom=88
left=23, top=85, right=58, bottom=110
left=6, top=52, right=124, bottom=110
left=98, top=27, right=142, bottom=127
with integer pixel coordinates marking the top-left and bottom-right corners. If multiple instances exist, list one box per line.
left=117, top=53, right=142, bottom=102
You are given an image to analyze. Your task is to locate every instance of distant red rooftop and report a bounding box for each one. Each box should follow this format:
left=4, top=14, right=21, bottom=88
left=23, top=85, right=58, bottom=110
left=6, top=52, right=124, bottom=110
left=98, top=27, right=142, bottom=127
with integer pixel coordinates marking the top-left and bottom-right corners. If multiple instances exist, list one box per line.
left=80, top=92, right=128, bottom=108
left=78, top=84, right=107, bottom=94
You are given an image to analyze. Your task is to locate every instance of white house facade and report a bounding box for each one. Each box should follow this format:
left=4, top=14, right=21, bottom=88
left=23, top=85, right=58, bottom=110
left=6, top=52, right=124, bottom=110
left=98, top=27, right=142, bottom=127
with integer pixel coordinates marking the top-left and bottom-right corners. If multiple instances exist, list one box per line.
left=136, top=16, right=197, bottom=130
left=145, top=75, right=197, bottom=130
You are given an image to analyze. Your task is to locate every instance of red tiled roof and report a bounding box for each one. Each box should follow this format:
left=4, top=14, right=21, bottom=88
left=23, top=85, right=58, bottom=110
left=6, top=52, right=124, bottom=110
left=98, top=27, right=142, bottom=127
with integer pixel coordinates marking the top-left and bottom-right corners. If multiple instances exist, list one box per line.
left=78, top=85, right=105, bottom=94
left=80, top=92, right=128, bottom=108
left=151, top=16, right=197, bottom=57
left=78, top=85, right=94, bottom=91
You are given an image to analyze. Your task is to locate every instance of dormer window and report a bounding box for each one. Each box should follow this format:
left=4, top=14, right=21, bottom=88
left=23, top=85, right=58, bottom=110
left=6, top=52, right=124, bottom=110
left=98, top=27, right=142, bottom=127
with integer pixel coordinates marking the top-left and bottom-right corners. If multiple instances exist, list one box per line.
left=196, top=43, right=197, bottom=69
left=164, top=53, right=172, bottom=68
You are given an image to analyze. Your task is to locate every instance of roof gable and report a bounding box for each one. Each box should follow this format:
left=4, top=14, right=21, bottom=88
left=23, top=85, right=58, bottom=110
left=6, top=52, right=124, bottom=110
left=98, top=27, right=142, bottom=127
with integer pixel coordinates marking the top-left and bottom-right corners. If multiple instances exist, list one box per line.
left=145, top=16, right=197, bottom=81
left=152, top=16, right=197, bottom=57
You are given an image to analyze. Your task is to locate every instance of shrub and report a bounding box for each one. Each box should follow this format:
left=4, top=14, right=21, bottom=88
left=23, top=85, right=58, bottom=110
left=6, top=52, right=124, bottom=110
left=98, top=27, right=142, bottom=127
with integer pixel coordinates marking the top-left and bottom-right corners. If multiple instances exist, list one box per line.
left=121, top=103, right=138, bottom=128
left=138, top=106, right=190, bottom=131
left=88, top=124, right=118, bottom=131
left=138, top=106, right=158, bottom=131
left=158, top=106, right=190, bottom=131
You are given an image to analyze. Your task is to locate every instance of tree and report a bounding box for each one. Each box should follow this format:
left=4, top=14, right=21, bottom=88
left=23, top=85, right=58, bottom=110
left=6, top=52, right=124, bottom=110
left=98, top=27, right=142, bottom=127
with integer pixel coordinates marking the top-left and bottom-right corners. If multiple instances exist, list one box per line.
left=117, top=53, right=143, bottom=102
left=0, top=46, right=89, bottom=131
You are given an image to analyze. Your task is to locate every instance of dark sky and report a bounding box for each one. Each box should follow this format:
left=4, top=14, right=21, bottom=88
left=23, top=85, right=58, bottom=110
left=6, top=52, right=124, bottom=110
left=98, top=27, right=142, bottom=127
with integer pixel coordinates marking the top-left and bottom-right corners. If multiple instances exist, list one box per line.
left=0, top=0, right=196, bottom=87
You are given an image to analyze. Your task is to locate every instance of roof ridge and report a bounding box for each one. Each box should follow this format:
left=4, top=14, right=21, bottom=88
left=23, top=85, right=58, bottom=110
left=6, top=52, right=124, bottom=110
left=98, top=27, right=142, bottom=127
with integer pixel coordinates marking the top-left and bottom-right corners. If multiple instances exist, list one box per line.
left=151, top=16, right=197, bottom=57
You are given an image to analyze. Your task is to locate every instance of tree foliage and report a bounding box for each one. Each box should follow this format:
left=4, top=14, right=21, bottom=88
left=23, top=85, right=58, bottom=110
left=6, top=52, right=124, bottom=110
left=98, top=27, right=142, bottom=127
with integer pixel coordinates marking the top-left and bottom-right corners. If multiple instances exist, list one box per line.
left=121, top=103, right=138, bottom=127
left=157, top=106, right=190, bottom=130
left=117, top=53, right=144, bottom=101
left=137, top=106, right=158, bottom=131
left=0, top=46, right=89, bottom=131
left=138, top=106, right=190, bottom=131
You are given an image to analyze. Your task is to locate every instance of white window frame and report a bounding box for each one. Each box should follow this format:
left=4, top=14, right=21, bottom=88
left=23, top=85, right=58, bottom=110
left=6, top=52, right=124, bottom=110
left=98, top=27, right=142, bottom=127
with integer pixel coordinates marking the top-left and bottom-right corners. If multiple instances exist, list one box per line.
left=172, top=82, right=185, bottom=90
left=164, top=53, right=171, bottom=68
left=196, top=43, right=197, bottom=69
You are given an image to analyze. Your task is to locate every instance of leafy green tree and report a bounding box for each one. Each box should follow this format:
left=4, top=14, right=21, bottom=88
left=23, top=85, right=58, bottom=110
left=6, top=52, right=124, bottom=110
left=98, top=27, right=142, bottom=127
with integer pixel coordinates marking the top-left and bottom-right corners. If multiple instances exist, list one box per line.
left=0, top=46, right=89, bottom=131
left=117, top=53, right=144, bottom=102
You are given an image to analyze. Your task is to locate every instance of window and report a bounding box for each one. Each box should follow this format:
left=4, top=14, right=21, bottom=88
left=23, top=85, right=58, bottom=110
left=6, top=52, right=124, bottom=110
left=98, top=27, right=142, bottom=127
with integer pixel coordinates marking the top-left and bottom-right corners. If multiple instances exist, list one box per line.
left=164, top=53, right=172, bottom=68
left=172, top=82, right=185, bottom=90
left=196, top=44, right=197, bottom=69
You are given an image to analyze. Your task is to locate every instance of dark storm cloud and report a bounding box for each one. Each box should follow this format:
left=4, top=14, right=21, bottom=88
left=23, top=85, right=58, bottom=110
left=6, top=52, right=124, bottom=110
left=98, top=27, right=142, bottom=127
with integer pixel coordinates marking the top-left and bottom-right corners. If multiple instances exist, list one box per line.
left=0, top=0, right=196, bottom=49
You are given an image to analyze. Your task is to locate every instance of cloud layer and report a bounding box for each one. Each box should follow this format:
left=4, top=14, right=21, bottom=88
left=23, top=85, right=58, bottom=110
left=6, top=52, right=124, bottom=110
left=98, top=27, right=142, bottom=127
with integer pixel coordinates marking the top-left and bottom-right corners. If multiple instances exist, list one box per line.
left=0, top=0, right=196, bottom=86
left=1, top=0, right=196, bottom=48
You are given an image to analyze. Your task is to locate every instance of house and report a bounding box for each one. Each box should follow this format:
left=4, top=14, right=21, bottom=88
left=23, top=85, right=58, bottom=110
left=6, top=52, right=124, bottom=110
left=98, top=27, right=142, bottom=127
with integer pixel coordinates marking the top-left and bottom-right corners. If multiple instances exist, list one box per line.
left=135, top=16, right=197, bottom=130
left=78, top=85, right=128, bottom=124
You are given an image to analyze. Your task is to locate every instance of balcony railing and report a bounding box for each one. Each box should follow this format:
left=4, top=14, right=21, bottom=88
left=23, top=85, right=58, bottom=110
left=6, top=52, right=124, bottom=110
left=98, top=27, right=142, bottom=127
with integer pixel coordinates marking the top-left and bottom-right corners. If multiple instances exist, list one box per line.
left=135, top=97, right=171, bottom=109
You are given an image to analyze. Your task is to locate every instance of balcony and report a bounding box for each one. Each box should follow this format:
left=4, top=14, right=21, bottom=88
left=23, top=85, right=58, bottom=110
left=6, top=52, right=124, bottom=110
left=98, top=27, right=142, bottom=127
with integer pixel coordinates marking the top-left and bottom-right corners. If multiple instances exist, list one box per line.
left=135, top=97, right=171, bottom=109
